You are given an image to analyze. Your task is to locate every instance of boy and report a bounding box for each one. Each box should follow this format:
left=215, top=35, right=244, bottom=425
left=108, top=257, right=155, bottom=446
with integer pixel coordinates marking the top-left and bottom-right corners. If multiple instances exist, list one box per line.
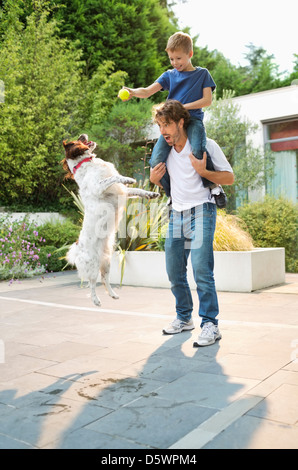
left=121, top=31, right=227, bottom=208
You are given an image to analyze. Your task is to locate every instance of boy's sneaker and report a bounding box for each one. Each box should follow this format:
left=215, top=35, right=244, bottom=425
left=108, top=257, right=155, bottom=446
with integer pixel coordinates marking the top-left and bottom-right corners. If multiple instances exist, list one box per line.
left=193, top=322, right=222, bottom=347
left=211, top=185, right=227, bottom=209
left=162, top=318, right=195, bottom=335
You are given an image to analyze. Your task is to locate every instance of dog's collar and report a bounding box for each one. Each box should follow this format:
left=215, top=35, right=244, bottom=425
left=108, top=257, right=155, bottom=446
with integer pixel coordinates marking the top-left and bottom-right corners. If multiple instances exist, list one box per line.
left=73, top=157, right=93, bottom=175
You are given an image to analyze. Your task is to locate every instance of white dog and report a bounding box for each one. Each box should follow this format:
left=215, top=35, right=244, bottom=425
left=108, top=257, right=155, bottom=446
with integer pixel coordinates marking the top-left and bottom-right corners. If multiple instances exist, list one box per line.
left=62, top=134, right=159, bottom=306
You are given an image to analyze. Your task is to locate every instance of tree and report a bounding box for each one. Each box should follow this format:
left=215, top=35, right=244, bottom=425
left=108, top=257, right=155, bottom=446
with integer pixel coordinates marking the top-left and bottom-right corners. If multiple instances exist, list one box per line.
left=47, top=0, right=175, bottom=85
left=281, top=54, right=298, bottom=86
left=236, top=43, right=282, bottom=95
left=0, top=4, right=125, bottom=208
left=193, top=46, right=243, bottom=99
left=90, top=100, right=154, bottom=178
left=205, top=91, right=274, bottom=210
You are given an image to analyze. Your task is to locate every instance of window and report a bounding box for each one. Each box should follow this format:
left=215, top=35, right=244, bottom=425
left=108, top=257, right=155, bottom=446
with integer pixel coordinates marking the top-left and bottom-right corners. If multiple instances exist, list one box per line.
left=265, top=119, right=298, bottom=151
left=264, top=118, right=298, bottom=203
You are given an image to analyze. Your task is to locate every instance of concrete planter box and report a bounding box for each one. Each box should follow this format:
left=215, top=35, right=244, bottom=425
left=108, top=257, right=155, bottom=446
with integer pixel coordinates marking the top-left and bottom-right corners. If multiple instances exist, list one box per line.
left=110, top=248, right=285, bottom=292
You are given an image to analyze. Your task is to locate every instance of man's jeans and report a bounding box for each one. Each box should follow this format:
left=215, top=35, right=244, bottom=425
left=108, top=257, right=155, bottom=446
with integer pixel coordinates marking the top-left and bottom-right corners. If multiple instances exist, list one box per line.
left=150, top=118, right=215, bottom=196
left=165, top=203, right=219, bottom=327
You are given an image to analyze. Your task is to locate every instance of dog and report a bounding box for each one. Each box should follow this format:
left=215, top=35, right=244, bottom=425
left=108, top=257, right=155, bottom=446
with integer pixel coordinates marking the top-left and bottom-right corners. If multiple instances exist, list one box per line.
left=61, top=134, right=159, bottom=306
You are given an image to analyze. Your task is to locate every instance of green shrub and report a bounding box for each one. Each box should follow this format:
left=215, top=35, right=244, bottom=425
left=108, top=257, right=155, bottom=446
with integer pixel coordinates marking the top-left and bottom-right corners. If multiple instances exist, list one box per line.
left=36, top=219, right=80, bottom=248
left=38, top=245, right=69, bottom=273
left=237, top=196, right=298, bottom=272
left=36, top=219, right=81, bottom=272
left=0, top=216, right=81, bottom=282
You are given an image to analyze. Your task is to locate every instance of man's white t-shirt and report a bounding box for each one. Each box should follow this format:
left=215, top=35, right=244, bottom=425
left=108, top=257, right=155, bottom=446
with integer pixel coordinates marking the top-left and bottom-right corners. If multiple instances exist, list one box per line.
left=166, top=138, right=233, bottom=212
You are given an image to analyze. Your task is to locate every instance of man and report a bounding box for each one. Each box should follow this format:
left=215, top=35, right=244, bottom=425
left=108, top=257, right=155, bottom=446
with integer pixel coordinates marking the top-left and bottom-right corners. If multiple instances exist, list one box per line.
left=150, top=100, right=234, bottom=347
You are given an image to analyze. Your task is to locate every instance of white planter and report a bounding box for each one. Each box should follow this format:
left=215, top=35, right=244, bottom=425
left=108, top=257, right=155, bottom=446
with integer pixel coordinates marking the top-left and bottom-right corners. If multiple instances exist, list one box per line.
left=109, top=248, right=285, bottom=293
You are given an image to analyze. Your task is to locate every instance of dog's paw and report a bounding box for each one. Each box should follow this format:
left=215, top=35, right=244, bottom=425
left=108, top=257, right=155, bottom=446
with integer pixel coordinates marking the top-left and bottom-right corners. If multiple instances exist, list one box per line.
left=91, top=294, right=101, bottom=307
left=121, top=177, right=136, bottom=185
left=146, top=191, right=160, bottom=199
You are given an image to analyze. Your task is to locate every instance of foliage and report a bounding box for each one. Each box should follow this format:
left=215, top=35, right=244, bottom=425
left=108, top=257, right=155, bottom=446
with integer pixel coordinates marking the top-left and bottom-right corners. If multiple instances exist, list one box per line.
left=237, top=44, right=283, bottom=95
left=45, top=0, right=174, bottom=85
left=35, top=218, right=80, bottom=248
left=0, top=7, right=84, bottom=207
left=2, top=0, right=297, bottom=102
left=282, top=54, right=298, bottom=86
left=213, top=211, right=254, bottom=251
left=0, top=3, right=128, bottom=209
left=193, top=47, right=245, bottom=99
left=205, top=90, right=274, bottom=210
left=237, top=196, right=298, bottom=272
left=0, top=214, right=81, bottom=283
left=35, top=218, right=80, bottom=272
left=116, top=181, right=167, bottom=283
left=90, top=100, right=155, bottom=176
left=0, top=216, right=49, bottom=282
left=116, top=180, right=168, bottom=253
left=80, top=60, right=127, bottom=129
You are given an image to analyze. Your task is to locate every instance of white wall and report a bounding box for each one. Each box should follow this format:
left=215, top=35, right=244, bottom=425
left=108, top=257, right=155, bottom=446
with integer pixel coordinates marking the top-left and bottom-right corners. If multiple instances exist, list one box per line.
left=232, top=85, right=298, bottom=148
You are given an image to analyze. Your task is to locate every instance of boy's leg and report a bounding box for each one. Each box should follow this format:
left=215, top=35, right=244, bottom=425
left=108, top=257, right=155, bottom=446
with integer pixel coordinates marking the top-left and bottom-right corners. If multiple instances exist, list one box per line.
left=149, top=135, right=171, bottom=197
left=187, top=118, right=215, bottom=188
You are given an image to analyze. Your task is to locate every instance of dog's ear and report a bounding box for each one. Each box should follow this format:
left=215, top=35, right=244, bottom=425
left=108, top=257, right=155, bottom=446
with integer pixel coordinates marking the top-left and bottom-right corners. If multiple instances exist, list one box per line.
left=63, top=141, right=89, bottom=160
left=78, top=134, right=88, bottom=144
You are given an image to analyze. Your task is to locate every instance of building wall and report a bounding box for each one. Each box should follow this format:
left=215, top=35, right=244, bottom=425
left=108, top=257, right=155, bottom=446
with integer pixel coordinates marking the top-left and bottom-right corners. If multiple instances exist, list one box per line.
left=232, top=85, right=298, bottom=203
left=232, top=85, right=298, bottom=148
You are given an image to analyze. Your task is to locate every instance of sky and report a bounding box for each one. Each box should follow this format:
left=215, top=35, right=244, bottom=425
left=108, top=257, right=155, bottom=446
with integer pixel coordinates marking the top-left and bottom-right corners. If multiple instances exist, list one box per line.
left=172, top=0, right=297, bottom=76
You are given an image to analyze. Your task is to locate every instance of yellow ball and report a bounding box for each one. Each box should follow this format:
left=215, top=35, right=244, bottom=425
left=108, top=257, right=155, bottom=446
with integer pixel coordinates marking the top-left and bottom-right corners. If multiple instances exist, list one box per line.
left=119, top=89, right=130, bottom=101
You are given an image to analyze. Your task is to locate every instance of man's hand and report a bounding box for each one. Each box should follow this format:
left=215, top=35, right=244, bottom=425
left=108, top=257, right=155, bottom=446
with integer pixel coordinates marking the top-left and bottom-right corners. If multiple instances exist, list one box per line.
left=189, top=151, right=235, bottom=186
left=189, top=151, right=207, bottom=177
left=150, top=162, right=166, bottom=188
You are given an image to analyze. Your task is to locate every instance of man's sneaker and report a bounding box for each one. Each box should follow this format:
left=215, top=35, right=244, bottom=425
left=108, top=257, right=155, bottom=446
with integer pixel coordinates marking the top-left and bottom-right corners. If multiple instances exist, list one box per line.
left=211, top=185, right=227, bottom=209
left=162, top=318, right=195, bottom=335
left=193, top=322, right=222, bottom=347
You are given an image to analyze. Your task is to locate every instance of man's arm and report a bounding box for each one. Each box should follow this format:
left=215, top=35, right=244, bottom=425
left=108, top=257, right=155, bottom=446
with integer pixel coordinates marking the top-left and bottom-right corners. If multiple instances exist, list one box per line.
left=189, top=152, right=234, bottom=185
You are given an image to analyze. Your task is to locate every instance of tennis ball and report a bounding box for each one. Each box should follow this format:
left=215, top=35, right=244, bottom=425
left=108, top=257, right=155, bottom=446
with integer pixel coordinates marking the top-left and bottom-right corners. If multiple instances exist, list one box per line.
left=119, top=89, right=130, bottom=101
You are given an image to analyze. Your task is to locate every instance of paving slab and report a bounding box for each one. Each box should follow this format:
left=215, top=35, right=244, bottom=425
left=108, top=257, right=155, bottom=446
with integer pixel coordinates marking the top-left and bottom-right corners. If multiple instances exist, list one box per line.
left=0, top=271, right=298, bottom=450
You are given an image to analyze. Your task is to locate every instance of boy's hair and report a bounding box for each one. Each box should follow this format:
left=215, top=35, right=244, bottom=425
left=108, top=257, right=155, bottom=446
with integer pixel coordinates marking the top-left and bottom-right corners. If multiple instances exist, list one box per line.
left=153, top=100, right=190, bottom=129
left=165, top=32, right=193, bottom=54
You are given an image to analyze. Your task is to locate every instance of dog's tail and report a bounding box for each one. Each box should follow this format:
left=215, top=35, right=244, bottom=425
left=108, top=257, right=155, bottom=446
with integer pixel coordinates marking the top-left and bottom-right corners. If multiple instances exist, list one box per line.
left=66, top=242, right=79, bottom=265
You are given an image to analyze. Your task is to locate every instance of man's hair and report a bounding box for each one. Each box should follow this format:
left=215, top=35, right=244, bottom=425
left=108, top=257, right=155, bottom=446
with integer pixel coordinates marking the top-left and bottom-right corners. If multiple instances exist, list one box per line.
left=165, top=32, right=193, bottom=54
left=154, top=100, right=190, bottom=129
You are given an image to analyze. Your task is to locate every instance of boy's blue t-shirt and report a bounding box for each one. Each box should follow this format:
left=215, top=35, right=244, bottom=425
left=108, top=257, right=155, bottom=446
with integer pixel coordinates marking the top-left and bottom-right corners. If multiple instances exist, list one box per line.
left=155, top=67, right=216, bottom=120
